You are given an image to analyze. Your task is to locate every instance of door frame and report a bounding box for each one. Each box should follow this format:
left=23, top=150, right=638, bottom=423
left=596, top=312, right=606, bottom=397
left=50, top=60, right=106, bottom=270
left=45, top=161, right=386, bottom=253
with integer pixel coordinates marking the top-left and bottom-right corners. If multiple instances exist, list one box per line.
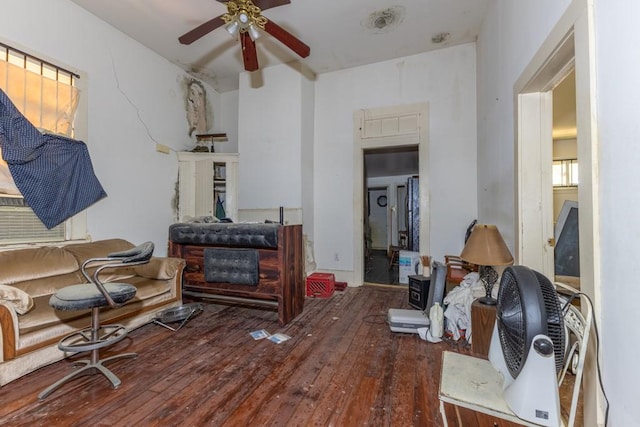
left=353, top=103, right=429, bottom=286
left=514, top=0, right=601, bottom=424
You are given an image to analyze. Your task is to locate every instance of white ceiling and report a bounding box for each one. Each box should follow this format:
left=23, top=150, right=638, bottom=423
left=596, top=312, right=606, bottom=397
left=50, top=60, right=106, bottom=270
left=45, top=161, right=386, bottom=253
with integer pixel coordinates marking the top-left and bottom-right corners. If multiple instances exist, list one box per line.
left=69, top=0, right=490, bottom=93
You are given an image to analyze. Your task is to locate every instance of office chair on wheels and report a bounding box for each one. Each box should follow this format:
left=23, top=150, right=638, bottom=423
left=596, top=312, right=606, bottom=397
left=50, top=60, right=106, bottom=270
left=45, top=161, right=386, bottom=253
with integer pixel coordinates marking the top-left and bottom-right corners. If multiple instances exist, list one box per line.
left=39, top=241, right=154, bottom=400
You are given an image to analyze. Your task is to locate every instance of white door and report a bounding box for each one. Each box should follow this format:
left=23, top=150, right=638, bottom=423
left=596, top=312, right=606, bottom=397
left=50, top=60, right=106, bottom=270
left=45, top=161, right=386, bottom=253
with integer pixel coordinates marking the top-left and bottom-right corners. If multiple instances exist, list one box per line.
left=517, top=91, right=555, bottom=276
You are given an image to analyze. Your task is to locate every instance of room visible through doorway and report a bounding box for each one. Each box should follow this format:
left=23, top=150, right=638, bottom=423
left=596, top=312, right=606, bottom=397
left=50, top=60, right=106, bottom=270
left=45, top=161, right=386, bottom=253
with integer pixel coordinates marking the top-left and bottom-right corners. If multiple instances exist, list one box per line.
left=363, top=146, right=418, bottom=285
left=552, top=70, right=579, bottom=286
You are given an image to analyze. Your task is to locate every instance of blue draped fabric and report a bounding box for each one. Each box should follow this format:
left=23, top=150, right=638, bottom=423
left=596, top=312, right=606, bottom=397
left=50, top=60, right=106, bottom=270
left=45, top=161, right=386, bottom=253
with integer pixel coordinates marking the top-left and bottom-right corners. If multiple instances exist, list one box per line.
left=0, top=89, right=106, bottom=229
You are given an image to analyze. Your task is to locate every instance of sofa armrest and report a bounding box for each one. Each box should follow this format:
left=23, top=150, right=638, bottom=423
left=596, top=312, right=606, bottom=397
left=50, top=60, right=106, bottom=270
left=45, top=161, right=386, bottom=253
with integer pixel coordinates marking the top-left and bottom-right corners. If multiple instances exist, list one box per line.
left=0, top=302, right=19, bottom=363
left=133, top=257, right=185, bottom=281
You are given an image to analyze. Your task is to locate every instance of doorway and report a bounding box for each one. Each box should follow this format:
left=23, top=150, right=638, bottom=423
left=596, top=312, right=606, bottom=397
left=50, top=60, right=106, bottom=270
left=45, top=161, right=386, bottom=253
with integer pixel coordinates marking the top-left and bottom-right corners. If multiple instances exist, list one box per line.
left=352, top=102, right=429, bottom=287
left=363, top=147, right=419, bottom=285
left=514, top=1, right=600, bottom=424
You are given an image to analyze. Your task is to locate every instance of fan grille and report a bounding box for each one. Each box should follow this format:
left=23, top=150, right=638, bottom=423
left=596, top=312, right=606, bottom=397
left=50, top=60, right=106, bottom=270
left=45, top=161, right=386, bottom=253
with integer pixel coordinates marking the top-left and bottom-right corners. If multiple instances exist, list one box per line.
left=496, top=268, right=529, bottom=378
left=496, top=266, right=565, bottom=379
left=533, top=270, right=566, bottom=373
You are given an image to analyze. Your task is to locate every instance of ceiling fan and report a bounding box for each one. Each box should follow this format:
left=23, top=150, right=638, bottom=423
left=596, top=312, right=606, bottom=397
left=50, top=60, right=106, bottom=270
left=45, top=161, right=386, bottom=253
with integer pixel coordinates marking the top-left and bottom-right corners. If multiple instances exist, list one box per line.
left=179, top=0, right=310, bottom=72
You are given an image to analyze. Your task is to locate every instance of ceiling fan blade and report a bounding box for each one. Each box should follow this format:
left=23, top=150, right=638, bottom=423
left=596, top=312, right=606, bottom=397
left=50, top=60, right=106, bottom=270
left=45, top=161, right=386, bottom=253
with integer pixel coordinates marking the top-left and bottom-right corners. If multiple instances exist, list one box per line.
left=241, top=32, right=259, bottom=71
left=264, top=20, right=310, bottom=58
left=216, top=0, right=289, bottom=11
left=253, top=0, right=291, bottom=11
left=179, top=15, right=226, bottom=45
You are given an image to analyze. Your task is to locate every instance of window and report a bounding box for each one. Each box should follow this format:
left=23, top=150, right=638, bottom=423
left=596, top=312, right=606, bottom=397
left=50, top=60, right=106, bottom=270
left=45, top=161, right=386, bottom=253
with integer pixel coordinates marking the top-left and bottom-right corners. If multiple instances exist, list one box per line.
left=552, top=158, right=579, bottom=187
left=0, top=42, right=83, bottom=245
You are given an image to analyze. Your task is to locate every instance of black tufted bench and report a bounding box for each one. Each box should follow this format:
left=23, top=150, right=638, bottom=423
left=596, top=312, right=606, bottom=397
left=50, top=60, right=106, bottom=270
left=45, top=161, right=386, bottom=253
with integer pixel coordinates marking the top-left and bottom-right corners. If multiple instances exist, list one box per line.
left=168, top=223, right=304, bottom=325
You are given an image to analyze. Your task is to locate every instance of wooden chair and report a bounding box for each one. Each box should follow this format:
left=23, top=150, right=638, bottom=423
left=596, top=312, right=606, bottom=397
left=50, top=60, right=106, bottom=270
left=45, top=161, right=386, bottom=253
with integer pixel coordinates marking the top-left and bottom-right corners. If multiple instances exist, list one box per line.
left=444, top=255, right=478, bottom=285
left=388, top=231, right=409, bottom=268
left=388, top=245, right=402, bottom=268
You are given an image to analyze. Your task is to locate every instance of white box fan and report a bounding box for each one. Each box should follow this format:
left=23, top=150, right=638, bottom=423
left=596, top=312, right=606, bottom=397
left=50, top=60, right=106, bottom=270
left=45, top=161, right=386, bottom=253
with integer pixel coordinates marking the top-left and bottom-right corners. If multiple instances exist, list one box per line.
left=488, top=265, right=566, bottom=426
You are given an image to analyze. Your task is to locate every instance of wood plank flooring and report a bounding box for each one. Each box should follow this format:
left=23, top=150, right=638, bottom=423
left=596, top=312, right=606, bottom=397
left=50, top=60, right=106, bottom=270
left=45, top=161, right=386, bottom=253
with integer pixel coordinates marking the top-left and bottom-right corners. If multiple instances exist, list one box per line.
left=0, top=286, right=580, bottom=426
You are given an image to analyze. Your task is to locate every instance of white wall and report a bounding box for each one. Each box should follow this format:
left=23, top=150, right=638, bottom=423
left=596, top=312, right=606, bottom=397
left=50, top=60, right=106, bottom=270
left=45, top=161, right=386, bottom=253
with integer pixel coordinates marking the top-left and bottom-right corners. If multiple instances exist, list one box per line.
left=478, top=0, right=640, bottom=424
left=476, top=0, right=573, bottom=252
left=300, top=67, right=315, bottom=240
left=314, top=44, right=478, bottom=277
left=594, top=1, right=640, bottom=425
left=220, top=90, right=239, bottom=153
left=1, top=0, right=222, bottom=255
left=237, top=64, right=312, bottom=212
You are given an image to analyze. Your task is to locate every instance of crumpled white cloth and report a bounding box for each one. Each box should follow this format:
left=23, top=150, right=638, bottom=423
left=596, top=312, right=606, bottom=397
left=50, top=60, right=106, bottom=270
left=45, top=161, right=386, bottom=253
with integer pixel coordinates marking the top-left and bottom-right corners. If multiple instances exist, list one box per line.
left=417, top=327, right=442, bottom=343
left=443, top=272, right=490, bottom=341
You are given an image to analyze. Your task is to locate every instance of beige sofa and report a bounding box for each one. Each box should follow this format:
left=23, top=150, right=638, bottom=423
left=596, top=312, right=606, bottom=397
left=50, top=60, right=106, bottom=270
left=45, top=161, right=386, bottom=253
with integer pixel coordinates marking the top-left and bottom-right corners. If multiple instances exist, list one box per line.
left=0, top=238, right=185, bottom=386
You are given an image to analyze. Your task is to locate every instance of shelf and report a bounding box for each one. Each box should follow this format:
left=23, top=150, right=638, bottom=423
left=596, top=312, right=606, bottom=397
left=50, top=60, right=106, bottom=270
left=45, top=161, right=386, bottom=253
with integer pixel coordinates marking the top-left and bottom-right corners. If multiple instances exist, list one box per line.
left=177, top=152, right=238, bottom=222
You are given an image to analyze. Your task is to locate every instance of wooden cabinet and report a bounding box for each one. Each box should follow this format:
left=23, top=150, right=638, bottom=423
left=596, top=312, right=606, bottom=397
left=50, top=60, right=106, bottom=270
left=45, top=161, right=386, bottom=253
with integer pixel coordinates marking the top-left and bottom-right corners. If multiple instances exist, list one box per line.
left=471, top=299, right=497, bottom=356
left=177, top=152, right=238, bottom=222
left=169, top=224, right=305, bottom=325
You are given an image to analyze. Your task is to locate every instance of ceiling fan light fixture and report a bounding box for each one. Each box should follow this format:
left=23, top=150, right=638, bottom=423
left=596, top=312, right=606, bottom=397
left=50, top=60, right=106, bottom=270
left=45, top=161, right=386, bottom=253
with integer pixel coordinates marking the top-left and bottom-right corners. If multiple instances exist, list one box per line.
left=225, top=20, right=240, bottom=37
left=238, top=11, right=250, bottom=25
left=247, top=24, right=261, bottom=41
left=222, top=0, right=267, bottom=41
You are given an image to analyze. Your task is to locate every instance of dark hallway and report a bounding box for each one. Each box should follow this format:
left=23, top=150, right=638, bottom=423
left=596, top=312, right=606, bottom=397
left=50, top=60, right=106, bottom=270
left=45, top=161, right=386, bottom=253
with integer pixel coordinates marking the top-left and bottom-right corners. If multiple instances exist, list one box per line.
left=364, top=249, right=403, bottom=285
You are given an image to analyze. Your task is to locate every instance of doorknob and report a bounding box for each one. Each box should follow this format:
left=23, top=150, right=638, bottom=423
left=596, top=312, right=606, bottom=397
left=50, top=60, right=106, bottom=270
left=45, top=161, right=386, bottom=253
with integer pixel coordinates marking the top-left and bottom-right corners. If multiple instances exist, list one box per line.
left=547, top=238, right=555, bottom=247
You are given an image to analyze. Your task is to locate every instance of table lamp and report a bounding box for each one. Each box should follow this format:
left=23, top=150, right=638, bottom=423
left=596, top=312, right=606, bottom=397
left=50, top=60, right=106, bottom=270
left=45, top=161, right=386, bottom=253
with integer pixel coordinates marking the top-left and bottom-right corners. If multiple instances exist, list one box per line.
left=459, top=224, right=513, bottom=305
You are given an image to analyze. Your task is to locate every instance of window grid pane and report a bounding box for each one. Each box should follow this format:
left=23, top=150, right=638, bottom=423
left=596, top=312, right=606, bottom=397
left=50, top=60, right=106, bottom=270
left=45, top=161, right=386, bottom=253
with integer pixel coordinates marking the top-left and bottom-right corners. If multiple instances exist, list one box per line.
left=552, top=161, right=563, bottom=186
left=553, top=158, right=579, bottom=187
left=1, top=43, right=78, bottom=244
left=570, top=160, right=579, bottom=185
left=0, top=207, right=65, bottom=243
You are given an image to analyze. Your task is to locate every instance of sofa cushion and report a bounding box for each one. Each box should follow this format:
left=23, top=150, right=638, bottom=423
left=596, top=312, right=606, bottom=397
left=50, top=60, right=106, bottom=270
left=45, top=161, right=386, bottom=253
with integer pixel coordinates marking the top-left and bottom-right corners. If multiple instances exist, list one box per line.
left=0, top=285, right=34, bottom=315
left=19, top=295, right=89, bottom=334
left=0, top=246, right=79, bottom=285
left=64, top=238, right=135, bottom=263
left=18, top=277, right=172, bottom=334
left=134, top=258, right=180, bottom=280
left=124, top=276, right=173, bottom=300
left=64, top=238, right=138, bottom=284
left=10, top=272, right=86, bottom=298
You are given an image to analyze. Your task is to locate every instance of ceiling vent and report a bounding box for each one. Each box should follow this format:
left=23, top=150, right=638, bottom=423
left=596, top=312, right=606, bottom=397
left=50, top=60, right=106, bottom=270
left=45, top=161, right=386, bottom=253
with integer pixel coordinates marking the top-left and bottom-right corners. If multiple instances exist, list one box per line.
left=363, top=6, right=405, bottom=34
left=431, top=32, right=451, bottom=44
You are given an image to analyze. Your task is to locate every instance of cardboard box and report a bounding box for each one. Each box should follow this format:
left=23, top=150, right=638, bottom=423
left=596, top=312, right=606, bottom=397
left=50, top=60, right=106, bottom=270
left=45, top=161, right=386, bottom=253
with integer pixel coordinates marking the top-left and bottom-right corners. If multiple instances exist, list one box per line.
left=399, top=250, right=421, bottom=284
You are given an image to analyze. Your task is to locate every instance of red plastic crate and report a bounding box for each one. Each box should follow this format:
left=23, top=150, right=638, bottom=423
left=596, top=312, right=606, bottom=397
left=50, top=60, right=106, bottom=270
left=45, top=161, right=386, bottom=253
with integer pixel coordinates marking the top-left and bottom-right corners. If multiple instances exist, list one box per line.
left=306, top=273, right=335, bottom=298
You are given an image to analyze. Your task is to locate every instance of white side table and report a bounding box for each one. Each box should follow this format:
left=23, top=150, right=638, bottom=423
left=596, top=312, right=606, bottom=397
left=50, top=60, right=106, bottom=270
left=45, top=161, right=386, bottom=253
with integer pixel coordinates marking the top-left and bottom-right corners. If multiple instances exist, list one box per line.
left=439, top=351, right=537, bottom=426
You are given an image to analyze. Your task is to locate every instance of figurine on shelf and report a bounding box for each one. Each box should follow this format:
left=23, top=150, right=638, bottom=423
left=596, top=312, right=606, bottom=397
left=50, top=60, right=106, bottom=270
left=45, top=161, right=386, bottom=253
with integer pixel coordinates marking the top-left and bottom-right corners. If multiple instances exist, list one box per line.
left=186, top=79, right=207, bottom=137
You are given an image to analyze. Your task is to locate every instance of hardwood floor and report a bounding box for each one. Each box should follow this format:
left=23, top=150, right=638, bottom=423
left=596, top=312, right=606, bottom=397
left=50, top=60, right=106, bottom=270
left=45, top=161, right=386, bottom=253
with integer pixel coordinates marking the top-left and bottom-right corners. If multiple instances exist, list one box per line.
left=0, top=286, right=580, bottom=426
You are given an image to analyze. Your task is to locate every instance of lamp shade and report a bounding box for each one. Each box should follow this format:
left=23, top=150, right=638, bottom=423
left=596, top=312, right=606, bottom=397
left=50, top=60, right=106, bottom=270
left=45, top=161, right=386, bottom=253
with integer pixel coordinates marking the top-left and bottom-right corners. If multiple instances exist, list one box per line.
left=459, top=224, right=513, bottom=266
